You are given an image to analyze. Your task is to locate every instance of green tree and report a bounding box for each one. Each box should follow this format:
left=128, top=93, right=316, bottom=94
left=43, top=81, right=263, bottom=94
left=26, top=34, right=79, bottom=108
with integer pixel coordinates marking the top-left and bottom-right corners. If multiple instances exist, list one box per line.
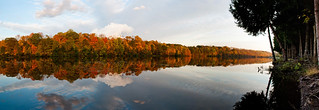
left=230, top=0, right=284, bottom=60
left=113, top=38, right=124, bottom=56
left=4, top=38, right=18, bottom=55
left=28, top=33, right=43, bottom=46
left=37, top=37, right=54, bottom=56
left=65, top=29, right=79, bottom=41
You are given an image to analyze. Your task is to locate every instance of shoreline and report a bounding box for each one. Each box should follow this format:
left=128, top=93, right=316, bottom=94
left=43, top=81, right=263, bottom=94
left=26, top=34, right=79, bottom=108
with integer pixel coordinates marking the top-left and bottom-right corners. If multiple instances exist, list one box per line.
left=271, top=60, right=319, bottom=110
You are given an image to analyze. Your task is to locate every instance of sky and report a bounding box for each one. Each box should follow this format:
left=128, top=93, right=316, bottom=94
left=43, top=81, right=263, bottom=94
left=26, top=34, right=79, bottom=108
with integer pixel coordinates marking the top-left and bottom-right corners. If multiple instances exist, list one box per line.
left=0, top=0, right=272, bottom=52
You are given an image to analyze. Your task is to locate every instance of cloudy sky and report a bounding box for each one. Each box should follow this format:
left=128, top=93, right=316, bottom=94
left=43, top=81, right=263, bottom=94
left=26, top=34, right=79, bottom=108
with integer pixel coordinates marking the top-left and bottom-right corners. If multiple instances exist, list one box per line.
left=0, top=0, right=271, bottom=51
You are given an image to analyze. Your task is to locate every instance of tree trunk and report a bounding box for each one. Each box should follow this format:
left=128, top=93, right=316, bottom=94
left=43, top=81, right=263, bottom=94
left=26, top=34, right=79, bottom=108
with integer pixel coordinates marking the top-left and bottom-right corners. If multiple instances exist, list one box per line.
left=304, top=24, right=309, bottom=58
left=315, top=0, right=319, bottom=63
left=285, top=37, right=290, bottom=59
left=292, top=44, right=296, bottom=58
left=268, top=27, right=276, bottom=61
left=314, top=25, right=317, bottom=62
left=299, top=30, right=303, bottom=57
left=312, top=26, right=317, bottom=58
left=270, top=24, right=286, bottom=61
left=310, top=27, right=313, bottom=58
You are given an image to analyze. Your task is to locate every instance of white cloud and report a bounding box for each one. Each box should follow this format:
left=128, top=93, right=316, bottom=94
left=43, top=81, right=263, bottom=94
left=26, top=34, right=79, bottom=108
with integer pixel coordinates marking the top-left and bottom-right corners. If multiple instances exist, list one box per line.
left=133, top=5, right=145, bottom=10
left=0, top=18, right=95, bottom=36
left=93, top=74, right=133, bottom=88
left=0, top=21, right=45, bottom=33
left=92, top=23, right=134, bottom=37
left=91, top=0, right=128, bottom=14
left=36, top=0, right=87, bottom=18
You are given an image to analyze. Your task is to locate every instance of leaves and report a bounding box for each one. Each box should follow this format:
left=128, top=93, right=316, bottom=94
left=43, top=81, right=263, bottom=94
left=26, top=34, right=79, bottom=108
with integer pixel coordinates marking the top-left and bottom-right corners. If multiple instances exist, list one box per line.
left=0, top=30, right=271, bottom=58
left=230, top=0, right=275, bottom=36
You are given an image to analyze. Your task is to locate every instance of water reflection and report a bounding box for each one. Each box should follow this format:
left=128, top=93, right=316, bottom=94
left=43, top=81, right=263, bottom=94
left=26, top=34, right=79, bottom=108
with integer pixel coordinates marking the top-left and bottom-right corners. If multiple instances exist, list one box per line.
left=0, top=57, right=271, bottom=82
left=93, top=74, right=133, bottom=88
left=234, top=63, right=301, bottom=110
left=0, top=57, right=272, bottom=110
left=37, top=93, right=88, bottom=110
left=268, top=67, right=301, bottom=110
left=233, top=91, right=268, bottom=110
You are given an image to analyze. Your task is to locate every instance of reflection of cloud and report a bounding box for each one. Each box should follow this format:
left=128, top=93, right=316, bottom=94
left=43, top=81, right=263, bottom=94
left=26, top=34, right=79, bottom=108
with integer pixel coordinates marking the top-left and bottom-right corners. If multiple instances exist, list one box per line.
left=133, top=100, right=145, bottom=104
left=95, top=96, right=131, bottom=110
left=0, top=80, right=46, bottom=93
left=37, top=93, right=87, bottom=110
left=0, top=79, right=96, bottom=94
left=107, top=96, right=127, bottom=110
left=93, top=74, right=133, bottom=88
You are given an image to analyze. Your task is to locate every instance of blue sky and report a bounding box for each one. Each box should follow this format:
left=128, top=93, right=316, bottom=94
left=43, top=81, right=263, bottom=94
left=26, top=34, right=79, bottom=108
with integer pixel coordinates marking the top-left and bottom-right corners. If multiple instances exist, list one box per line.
left=0, top=0, right=271, bottom=51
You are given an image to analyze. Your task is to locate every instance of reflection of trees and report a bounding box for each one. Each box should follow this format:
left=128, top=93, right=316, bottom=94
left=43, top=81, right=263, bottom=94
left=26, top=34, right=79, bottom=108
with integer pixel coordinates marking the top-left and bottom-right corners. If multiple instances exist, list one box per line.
left=234, top=62, right=301, bottom=110
left=190, top=57, right=272, bottom=66
left=233, top=91, right=268, bottom=110
left=37, top=93, right=87, bottom=110
left=0, top=60, right=20, bottom=77
left=0, top=57, right=271, bottom=82
left=267, top=66, right=301, bottom=110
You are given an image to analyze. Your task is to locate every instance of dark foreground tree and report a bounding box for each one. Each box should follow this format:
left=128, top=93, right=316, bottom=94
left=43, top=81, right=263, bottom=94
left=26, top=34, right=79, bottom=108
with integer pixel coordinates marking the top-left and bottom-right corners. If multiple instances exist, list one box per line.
left=230, top=0, right=286, bottom=61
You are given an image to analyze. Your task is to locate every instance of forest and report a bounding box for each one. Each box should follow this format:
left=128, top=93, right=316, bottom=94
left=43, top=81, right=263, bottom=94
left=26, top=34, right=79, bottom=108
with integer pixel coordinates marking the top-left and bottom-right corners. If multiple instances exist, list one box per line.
left=230, top=0, right=319, bottom=109
left=0, top=29, right=271, bottom=58
left=230, top=0, right=316, bottom=61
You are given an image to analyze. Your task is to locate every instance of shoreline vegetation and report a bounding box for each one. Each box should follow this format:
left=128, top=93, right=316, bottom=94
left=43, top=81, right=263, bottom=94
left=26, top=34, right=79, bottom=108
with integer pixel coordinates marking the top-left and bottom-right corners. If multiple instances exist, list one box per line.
left=229, top=0, right=319, bottom=109
left=234, top=59, right=318, bottom=110
left=0, top=29, right=271, bottom=59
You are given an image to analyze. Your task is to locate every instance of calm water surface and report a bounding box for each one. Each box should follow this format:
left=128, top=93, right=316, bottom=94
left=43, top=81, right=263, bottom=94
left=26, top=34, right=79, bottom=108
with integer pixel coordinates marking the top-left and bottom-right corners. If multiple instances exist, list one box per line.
left=0, top=57, right=272, bottom=110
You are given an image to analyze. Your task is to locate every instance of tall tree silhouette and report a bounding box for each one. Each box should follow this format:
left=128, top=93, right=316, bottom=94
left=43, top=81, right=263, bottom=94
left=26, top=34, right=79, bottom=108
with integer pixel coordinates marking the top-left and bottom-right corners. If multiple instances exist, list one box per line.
left=230, top=0, right=285, bottom=61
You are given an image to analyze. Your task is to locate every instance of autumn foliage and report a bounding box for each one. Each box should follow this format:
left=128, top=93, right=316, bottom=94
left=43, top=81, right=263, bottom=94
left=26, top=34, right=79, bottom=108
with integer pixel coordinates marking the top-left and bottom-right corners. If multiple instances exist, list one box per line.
left=0, top=57, right=272, bottom=83
left=0, top=29, right=271, bottom=58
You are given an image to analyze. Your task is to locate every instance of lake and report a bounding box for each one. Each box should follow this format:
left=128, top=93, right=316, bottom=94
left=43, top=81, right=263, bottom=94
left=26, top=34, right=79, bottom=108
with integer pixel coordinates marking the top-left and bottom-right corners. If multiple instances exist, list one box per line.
left=0, top=57, right=272, bottom=110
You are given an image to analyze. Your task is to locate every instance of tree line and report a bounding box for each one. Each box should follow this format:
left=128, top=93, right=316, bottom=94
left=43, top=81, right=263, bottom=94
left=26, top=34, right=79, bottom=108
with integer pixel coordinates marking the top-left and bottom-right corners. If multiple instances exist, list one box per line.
left=0, top=29, right=271, bottom=58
